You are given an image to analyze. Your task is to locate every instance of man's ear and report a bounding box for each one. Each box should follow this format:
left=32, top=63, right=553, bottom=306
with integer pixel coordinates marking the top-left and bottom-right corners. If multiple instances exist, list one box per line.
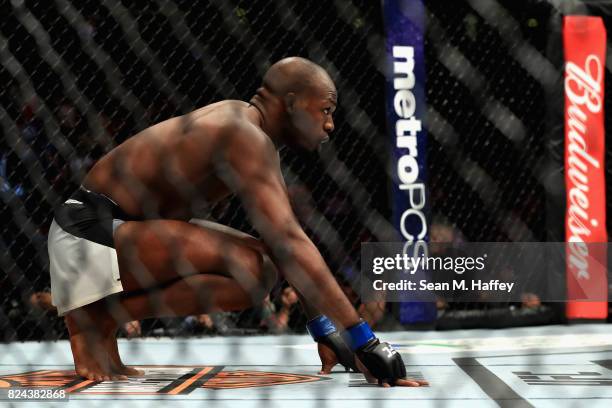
left=284, top=92, right=296, bottom=114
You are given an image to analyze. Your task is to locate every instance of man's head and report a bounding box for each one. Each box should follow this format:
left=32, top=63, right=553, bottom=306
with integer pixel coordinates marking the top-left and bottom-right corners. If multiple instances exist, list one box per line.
left=260, top=57, right=337, bottom=151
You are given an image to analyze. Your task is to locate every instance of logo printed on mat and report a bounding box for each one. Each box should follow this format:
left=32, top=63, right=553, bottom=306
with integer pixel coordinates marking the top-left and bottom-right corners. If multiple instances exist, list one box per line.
left=0, top=366, right=327, bottom=395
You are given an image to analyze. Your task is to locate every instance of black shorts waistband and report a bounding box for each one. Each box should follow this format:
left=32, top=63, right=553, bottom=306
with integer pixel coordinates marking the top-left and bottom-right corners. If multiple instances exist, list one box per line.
left=53, top=187, right=139, bottom=248
left=71, top=187, right=141, bottom=222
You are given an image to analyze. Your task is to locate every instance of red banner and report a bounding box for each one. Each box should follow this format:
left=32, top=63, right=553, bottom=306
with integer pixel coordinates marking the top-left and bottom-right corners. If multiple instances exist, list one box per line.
left=563, top=16, right=608, bottom=319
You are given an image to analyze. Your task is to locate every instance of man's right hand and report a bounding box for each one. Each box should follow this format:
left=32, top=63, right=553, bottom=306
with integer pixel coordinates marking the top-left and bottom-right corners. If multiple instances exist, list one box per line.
left=346, top=320, right=429, bottom=387
left=355, top=338, right=429, bottom=387
left=355, top=354, right=428, bottom=387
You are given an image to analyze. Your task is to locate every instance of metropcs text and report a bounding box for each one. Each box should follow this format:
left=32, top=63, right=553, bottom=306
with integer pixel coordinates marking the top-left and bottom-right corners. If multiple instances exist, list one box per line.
left=372, top=254, right=486, bottom=275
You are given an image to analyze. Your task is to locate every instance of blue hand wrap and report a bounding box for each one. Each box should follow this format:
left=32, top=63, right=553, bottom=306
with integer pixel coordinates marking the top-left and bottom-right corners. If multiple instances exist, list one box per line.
left=306, top=315, right=337, bottom=341
left=346, top=320, right=376, bottom=351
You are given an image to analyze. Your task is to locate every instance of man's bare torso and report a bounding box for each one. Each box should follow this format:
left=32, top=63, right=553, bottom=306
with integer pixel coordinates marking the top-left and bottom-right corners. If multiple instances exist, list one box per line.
left=83, top=100, right=263, bottom=220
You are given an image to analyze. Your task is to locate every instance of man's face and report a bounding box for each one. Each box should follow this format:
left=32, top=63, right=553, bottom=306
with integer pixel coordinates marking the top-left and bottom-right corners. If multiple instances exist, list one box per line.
left=286, top=83, right=337, bottom=152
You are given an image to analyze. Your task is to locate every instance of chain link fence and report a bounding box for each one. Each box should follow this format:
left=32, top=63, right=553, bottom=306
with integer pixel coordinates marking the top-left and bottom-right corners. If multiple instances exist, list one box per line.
left=0, top=0, right=609, bottom=344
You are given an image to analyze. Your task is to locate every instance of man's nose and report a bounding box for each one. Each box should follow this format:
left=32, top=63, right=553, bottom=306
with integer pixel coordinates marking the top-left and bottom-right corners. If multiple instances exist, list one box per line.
left=324, top=119, right=334, bottom=133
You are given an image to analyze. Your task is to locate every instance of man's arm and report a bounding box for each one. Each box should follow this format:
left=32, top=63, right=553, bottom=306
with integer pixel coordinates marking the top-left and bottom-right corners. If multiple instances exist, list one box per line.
left=215, top=124, right=425, bottom=387
left=215, top=124, right=360, bottom=329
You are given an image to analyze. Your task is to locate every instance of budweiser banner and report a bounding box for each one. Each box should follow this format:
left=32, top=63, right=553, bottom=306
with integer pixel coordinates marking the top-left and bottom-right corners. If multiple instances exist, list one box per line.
left=563, top=16, right=608, bottom=319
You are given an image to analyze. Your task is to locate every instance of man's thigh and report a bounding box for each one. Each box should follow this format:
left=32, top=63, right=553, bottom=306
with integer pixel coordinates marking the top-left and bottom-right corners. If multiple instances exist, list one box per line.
left=113, top=219, right=267, bottom=293
left=189, top=218, right=266, bottom=252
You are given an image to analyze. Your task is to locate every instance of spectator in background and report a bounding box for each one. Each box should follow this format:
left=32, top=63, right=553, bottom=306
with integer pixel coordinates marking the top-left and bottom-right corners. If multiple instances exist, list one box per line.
left=77, top=16, right=97, bottom=42
left=0, top=150, right=12, bottom=193
left=69, top=153, right=94, bottom=178
left=196, top=314, right=215, bottom=331
left=55, top=98, right=94, bottom=153
left=430, top=221, right=465, bottom=246
left=122, top=320, right=142, bottom=338
left=29, top=291, right=56, bottom=313
left=262, top=286, right=301, bottom=333
left=18, top=96, right=43, bottom=150
left=521, top=293, right=541, bottom=309
left=0, top=149, right=25, bottom=197
left=180, top=313, right=216, bottom=335
left=56, top=99, right=80, bottom=132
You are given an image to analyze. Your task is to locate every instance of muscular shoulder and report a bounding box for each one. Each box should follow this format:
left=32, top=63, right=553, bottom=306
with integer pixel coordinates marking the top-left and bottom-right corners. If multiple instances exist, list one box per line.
left=218, top=116, right=276, bottom=161
left=189, top=102, right=274, bottom=157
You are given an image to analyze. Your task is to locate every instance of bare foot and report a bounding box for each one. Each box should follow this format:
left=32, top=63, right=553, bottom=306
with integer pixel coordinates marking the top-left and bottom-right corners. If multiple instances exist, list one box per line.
left=105, top=330, right=144, bottom=378
left=115, top=365, right=145, bottom=377
left=65, top=305, right=122, bottom=382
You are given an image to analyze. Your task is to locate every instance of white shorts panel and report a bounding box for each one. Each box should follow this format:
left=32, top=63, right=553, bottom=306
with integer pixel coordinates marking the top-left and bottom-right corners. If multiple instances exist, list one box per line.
left=48, top=219, right=124, bottom=316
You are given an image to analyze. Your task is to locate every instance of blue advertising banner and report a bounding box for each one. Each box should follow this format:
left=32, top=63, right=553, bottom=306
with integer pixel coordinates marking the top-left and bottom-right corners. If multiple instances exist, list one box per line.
left=381, top=0, right=435, bottom=323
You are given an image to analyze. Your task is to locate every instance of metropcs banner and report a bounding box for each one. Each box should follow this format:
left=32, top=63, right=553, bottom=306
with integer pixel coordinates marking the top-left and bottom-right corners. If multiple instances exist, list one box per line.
left=382, top=0, right=428, bottom=246
left=563, top=16, right=608, bottom=319
left=382, top=0, right=434, bottom=323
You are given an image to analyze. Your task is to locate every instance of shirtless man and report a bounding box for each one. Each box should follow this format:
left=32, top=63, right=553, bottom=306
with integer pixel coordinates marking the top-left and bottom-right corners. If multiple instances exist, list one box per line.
left=47, top=57, right=426, bottom=387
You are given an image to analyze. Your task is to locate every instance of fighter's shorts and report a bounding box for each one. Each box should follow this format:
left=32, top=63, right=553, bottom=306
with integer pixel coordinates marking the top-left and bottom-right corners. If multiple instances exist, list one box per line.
left=48, top=186, right=137, bottom=316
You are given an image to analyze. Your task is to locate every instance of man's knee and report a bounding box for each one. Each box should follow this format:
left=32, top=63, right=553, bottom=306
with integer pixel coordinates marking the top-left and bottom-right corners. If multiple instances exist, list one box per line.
left=237, top=248, right=278, bottom=305
left=226, top=247, right=267, bottom=303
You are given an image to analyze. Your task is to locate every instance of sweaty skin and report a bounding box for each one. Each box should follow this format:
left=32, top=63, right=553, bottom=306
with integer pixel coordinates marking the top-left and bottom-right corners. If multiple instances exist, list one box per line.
left=62, top=57, right=425, bottom=387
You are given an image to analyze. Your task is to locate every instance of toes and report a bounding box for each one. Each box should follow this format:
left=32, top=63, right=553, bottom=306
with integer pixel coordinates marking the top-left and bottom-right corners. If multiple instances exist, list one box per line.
left=77, top=369, right=89, bottom=380
left=125, top=368, right=144, bottom=376
left=111, top=366, right=144, bottom=377
left=319, top=363, right=334, bottom=374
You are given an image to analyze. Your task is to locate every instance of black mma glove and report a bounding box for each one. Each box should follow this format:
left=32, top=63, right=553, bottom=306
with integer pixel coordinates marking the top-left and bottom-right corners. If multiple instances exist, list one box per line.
left=306, top=315, right=359, bottom=372
left=346, top=320, right=406, bottom=385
